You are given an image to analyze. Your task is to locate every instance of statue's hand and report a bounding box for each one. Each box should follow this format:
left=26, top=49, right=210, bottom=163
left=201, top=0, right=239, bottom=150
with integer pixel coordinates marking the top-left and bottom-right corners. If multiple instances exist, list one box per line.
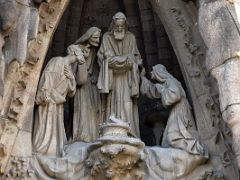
left=140, top=67, right=146, bottom=77
left=127, top=54, right=135, bottom=61
left=127, top=54, right=142, bottom=65
left=44, top=92, right=51, bottom=104
left=108, top=56, right=125, bottom=66
left=64, top=66, right=75, bottom=80
left=104, top=51, right=114, bottom=59
left=36, top=90, right=51, bottom=105
left=77, top=56, right=85, bottom=65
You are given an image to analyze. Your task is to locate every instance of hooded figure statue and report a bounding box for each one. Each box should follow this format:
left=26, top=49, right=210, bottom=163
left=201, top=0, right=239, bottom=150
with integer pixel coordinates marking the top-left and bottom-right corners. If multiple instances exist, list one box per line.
left=141, top=64, right=205, bottom=155
left=72, top=27, right=102, bottom=142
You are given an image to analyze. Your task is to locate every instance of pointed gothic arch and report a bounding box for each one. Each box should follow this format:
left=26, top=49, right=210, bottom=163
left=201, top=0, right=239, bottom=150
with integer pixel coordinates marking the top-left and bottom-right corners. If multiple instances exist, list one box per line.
left=0, top=0, right=239, bottom=179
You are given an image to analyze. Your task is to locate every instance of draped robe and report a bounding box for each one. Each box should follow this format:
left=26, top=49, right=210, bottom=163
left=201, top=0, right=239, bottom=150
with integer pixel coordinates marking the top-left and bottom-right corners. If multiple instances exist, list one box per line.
left=32, top=57, right=76, bottom=157
left=73, top=46, right=101, bottom=142
left=97, top=31, right=142, bottom=137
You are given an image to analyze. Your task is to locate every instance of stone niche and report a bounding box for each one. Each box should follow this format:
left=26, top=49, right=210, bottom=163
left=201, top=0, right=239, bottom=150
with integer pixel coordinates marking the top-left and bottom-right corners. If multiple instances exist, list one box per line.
left=0, top=0, right=239, bottom=180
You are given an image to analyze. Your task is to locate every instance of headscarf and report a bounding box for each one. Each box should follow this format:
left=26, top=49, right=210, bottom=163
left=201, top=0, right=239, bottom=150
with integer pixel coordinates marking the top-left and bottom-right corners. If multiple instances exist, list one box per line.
left=74, top=27, right=101, bottom=45
left=152, top=64, right=174, bottom=82
left=152, top=64, right=186, bottom=97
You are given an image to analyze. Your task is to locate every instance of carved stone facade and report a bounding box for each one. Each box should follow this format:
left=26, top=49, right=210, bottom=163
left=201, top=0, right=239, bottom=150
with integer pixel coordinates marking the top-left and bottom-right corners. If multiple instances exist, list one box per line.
left=0, top=0, right=239, bottom=179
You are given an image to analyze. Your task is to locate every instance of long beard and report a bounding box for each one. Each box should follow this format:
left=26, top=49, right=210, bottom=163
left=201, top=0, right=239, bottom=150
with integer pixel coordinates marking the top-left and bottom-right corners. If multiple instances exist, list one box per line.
left=113, top=30, right=125, bottom=40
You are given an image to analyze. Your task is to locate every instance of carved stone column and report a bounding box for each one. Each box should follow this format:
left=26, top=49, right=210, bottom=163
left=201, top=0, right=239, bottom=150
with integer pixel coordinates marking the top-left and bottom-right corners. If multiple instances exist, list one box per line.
left=0, top=0, right=70, bottom=177
left=150, top=0, right=239, bottom=178
left=198, top=0, right=240, bottom=169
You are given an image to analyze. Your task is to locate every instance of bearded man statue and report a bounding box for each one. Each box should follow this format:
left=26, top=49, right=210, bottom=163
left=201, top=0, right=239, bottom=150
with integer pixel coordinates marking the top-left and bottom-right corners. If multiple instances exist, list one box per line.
left=97, top=12, right=142, bottom=137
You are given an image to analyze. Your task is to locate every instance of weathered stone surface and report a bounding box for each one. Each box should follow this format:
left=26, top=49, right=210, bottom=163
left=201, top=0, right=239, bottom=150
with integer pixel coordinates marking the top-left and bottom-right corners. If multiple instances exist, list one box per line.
left=211, top=59, right=240, bottom=113
left=199, top=0, right=240, bottom=71
left=0, top=0, right=71, bottom=176
left=0, top=120, right=18, bottom=174
left=199, top=0, right=240, bottom=170
left=150, top=0, right=239, bottom=178
left=0, top=0, right=239, bottom=179
left=11, top=130, right=32, bottom=157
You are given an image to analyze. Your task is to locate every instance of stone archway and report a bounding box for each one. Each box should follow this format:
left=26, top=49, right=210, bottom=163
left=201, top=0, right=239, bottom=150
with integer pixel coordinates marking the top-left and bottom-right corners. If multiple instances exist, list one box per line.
left=45, top=0, right=186, bottom=145
left=150, top=0, right=239, bottom=178
left=0, top=0, right=239, bottom=179
left=0, top=0, right=70, bottom=176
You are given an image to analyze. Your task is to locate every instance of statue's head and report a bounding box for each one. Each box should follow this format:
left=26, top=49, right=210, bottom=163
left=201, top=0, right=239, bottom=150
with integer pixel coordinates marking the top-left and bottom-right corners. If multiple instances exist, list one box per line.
left=89, top=29, right=101, bottom=47
left=74, top=27, right=101, bottom=47
left=151, top=64, right=173, bottom=83
left=67, top=45, right=85, bottom=64
left=110, top=12, right=128, bottom=40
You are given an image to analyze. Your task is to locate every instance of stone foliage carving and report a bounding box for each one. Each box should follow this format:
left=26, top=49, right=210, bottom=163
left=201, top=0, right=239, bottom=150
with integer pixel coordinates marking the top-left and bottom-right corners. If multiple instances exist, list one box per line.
left=0, top=0, right=70, bottom=121
left=0, top=0, right=41, bottom=118
left=86, top=116, right=145, bottom=180
left=5, top=157, right=34, bottom=180
left=0, top=0, right=70, bottom=175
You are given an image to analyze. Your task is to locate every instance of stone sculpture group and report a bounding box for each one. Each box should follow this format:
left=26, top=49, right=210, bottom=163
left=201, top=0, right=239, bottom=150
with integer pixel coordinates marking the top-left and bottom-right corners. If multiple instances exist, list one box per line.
left=0, top=0, right=238, bottom=178
left=30, top=12, right=212, bottom=179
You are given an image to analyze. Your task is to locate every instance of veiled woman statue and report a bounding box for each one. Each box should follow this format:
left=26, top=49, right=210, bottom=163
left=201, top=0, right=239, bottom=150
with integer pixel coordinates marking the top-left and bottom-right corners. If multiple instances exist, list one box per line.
left=141, top=64, right=205, bottom=155
left=32, top=45, right=85, bottom=157
left=72, top=27, right=102, bottom=142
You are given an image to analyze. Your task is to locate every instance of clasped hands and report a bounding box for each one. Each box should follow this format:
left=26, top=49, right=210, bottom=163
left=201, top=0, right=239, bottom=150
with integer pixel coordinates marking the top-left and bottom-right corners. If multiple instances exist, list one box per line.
left=140, top=67, right=164, bottom=88
left=108, top=54, right=136, bottom=69
left=64, top=66, right=75, bottom=80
